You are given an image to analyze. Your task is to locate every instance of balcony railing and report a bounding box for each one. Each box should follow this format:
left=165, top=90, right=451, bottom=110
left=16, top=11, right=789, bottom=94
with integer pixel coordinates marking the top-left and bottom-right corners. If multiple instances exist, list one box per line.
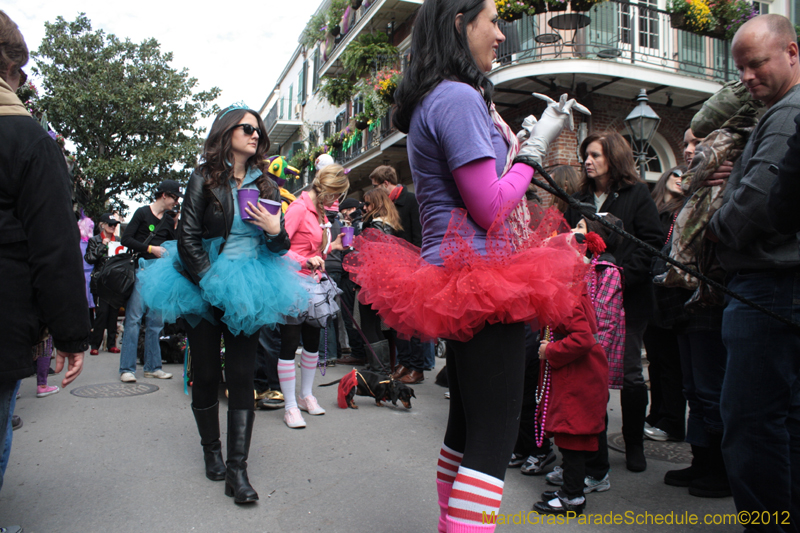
left=496, top=0, right=737, bottom=83
left=336, top=109, right=396, bottom=165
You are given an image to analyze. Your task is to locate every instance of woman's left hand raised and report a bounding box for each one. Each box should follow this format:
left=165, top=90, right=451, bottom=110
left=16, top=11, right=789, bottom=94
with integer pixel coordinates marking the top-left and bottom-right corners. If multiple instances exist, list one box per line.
left=245, top=201, right=281, bottom=235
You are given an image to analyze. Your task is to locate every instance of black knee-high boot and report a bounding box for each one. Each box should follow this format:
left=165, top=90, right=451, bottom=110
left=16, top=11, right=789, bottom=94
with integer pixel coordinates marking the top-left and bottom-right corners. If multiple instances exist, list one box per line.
left=225, top=409, right=259, bottom=503
left=192, top=402, right=226, bottom=481
left=621, top=387, right=648, bottom=472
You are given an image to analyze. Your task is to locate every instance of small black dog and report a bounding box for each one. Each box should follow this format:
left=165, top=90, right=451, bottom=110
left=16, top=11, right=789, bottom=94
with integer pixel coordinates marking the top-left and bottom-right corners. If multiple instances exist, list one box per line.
left=320, top=369, right=416, bottom=409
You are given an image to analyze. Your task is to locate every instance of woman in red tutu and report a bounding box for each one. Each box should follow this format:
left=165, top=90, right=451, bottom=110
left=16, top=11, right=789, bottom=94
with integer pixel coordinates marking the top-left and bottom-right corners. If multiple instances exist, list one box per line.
left=343, top=0, right=589, bottom=530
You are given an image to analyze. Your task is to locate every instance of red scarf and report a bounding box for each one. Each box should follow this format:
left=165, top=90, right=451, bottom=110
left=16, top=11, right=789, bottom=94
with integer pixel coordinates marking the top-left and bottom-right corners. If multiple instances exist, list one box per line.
left=389, top=184, right=403, bottom=202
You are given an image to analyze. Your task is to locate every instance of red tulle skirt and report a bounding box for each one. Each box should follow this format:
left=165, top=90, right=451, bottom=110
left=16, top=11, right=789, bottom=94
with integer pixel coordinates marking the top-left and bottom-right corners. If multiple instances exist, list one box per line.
left=344, top=207, right=588, bottom=342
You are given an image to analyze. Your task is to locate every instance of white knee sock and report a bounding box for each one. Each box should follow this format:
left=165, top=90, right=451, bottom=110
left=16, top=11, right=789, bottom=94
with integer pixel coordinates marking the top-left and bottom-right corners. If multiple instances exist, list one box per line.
left=299, top=349, right=318, bottom=399
left=278, top=359, right=297, bottom=410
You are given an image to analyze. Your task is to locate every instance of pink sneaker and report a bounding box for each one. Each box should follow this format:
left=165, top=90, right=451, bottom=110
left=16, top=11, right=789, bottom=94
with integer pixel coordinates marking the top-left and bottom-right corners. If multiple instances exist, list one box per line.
left=297, top=395, right=326, bottom=415
left=36, top=385, right=60, bottom=398
left=283, top=407, right=306, bottom=429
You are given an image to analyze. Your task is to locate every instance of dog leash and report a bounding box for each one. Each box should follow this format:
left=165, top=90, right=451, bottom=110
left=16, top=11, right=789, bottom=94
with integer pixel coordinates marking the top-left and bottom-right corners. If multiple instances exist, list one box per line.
left=339, top=297, right=392, bottom=375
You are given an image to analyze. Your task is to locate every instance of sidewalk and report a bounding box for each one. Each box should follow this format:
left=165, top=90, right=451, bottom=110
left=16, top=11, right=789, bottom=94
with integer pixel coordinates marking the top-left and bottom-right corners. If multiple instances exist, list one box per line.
left=0, top=350, right=736, bottom=532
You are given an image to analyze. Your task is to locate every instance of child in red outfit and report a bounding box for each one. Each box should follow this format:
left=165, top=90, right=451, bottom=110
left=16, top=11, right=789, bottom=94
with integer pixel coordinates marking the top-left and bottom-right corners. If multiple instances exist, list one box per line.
left=532, top=289, right=609, bottom=515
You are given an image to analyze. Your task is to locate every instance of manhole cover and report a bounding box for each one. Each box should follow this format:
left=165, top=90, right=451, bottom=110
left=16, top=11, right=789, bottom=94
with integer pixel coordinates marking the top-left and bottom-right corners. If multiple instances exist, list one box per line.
left=608, top=432, right=692, bottom=464
left=70, top=382, right=159, bottom=398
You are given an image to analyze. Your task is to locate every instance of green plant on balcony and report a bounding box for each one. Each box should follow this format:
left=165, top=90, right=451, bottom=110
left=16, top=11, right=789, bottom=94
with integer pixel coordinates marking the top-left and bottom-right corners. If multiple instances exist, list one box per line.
left=300, top=10, right=328, bottom=49
left=667, top=0, right=714, bottom=33
left=327, top=0, right=350, bottom=36
left=288, top=147, right=311, bottom=174
left=710, top=0, right=758, bottom=39
left=319, top=76, right=357, bottom=107
left=340, top=32, right=399, bottom=79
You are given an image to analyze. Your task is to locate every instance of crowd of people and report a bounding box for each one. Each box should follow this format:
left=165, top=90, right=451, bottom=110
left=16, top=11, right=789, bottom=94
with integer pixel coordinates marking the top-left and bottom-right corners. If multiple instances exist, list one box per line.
left=1, top=3, right=800, bottom=532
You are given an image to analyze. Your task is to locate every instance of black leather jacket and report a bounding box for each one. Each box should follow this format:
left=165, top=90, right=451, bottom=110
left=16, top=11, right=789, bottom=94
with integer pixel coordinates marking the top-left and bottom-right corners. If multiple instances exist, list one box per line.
left=178, top=169, right=291, bottom=284
left=84, top=233, right=111, bottom=271
left=365, top=218, right=398, bottom=237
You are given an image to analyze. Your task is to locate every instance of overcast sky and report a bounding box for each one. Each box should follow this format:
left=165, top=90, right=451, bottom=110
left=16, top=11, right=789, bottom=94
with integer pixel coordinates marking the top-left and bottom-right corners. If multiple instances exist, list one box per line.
left=5, top=0, right=321, bottom=218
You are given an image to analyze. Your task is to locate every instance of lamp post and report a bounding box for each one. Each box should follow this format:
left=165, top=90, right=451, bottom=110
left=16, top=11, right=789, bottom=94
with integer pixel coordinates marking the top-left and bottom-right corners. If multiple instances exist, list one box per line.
left=624, top=89, right=661, bottom=181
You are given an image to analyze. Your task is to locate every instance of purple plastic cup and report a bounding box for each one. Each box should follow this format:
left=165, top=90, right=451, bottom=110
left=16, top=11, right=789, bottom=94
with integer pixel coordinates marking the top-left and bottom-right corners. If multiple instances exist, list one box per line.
left=258, top=199, right=282, bottom=215
left=341, top=226, right=355, bottom=247
left=237, top=189, right=260, bottom=220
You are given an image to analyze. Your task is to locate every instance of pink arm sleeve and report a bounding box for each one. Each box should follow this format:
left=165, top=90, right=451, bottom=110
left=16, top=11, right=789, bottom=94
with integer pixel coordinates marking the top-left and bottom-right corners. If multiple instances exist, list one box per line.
left=452, top=158, right=534, bottom=230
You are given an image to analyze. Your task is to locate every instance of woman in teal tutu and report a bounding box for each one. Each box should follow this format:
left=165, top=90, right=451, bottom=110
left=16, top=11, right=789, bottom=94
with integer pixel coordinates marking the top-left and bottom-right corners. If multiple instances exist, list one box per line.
left=139, top=103, right=305, bottom=504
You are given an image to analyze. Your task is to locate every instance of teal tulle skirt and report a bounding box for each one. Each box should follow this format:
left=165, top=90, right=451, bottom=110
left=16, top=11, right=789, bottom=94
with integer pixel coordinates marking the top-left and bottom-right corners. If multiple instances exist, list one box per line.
left=138, top=240, right=307, bottom=336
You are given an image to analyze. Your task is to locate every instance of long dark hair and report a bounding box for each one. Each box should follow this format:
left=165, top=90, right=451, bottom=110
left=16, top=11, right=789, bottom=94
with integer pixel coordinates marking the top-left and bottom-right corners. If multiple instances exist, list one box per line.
left=578, top=132, right=641, bottom=194
left=199, top=106, right=275, bottom=198
left=652, top=165, right=686, bottom=215
left=393, top=0, right=493, bottom=133
left=363, top=187, right=403, bottom=231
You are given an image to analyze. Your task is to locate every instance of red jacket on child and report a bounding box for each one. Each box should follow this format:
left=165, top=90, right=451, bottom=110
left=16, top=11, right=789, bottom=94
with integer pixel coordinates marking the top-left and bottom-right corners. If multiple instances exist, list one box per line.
left=542, top=289, right=609, bottom=451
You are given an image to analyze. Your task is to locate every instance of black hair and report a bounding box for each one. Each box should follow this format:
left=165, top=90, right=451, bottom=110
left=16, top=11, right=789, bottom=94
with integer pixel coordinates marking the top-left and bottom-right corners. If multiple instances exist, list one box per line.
left=392, top=0, right=493, bottom=133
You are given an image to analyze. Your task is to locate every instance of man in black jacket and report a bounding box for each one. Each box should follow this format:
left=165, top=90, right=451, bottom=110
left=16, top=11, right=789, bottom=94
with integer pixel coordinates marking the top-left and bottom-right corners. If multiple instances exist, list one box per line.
left=370, top=166, right=427, bottom=384
left=118, top=180, right=180, bottom=382
left=0, top=10, right=88, bottom=501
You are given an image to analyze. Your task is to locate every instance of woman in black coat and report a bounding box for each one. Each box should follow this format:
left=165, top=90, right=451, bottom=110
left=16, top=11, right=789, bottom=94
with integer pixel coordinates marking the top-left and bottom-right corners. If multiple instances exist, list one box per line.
left=565, top=131, right=664, bottom=473
left=84, top=213, right=122, bottom=355
left=358, top=187, right=403, bottom=373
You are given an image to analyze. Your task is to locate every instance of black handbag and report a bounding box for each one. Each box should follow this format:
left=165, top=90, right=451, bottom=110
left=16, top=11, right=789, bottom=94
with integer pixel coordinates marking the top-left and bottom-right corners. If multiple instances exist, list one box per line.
left=92, top=216, right=170, bottom=308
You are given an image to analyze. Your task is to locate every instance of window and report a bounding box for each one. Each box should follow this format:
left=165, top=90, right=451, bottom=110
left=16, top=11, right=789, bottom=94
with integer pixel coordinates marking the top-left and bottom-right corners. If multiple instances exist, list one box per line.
left=312, top=49, right=320, bottom=92
left=289, top=84, right=293, bottom=118
left=299, top=61, right=307, bottom=106
left=753, top=1, right=769, bottom=14
left=638, top=0, right=658, bottom=50
left=323, top=121, right=332, bottom=138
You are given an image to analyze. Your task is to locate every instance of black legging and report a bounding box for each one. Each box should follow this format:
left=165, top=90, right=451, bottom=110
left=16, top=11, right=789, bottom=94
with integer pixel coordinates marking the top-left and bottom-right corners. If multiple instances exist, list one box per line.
left=444, top=322, right=526, bottom=480
left=90, top=298, right=117, bottom=349
left=279, top=323, right=321, bottom=360
left=514, top=324, right=552, bottom=457
left=186, top=308, right=258, bottom=411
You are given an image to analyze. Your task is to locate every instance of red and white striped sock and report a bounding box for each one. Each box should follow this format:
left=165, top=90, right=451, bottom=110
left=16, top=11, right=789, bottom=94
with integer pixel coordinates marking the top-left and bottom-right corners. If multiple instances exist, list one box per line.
left=278, top=359, right=297, bottom=410
left=437, top=444, right=463, bottom=533
left=437, top=443, right=463, bottom=484
left=448, top=466, right=503, bottom=527
left=299, top=349, right=318, bottom=398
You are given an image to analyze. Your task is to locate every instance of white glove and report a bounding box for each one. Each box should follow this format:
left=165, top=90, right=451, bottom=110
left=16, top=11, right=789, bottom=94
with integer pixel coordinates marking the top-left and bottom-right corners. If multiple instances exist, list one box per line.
left=516, top=136, right=549, bottom=167
left=515, top=115, right=538, bottom=144
left=531, top=93, right=591, bottom=146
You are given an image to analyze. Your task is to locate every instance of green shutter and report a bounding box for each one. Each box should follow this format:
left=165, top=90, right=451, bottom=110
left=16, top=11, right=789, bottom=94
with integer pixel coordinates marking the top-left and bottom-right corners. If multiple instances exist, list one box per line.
left=587, top=2, right=620, bottom=53
left=313, top=49, right=320, bottom=92
left=280, top=98, right=284, bottom=119
left=289, top=84, right=293, bottom=117
left=678, top=31, right=705, bottom=75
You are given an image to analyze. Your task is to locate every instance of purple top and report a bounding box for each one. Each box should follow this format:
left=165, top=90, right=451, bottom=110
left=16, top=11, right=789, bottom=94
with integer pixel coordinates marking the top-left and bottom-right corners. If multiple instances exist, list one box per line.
left=407, top=80, right=530, bottom=265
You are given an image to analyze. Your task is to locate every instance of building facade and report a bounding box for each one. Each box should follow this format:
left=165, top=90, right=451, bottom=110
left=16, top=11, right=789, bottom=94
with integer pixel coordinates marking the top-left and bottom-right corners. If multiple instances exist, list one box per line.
left=260, top=0, right=797, bottom=201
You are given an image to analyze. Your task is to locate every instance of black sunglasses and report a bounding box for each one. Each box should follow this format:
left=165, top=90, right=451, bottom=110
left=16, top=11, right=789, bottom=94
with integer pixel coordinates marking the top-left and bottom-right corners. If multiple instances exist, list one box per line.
left=232, top=123, right=262, bottom=137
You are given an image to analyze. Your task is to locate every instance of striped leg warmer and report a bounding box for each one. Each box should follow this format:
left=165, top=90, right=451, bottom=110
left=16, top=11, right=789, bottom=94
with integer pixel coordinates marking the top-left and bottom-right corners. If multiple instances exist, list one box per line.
left=447, top=466, right=503, bottom=531
left=437, top=444, right=464, bottom=533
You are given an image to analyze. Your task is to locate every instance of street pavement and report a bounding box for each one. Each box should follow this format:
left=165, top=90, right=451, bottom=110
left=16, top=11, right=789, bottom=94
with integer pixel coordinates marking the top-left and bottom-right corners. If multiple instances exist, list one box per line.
left=1, top=350, right=737, bottom=532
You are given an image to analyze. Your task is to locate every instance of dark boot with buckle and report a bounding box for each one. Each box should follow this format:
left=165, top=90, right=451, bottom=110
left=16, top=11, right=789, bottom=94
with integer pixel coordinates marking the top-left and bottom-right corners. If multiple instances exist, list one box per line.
left=225, top=409, right=259, bottom=504
left=192, top=402, right=226, bottom=481
left=665, top=444, right=708, bottom=487
left=621, top=387, right=648, bottom=472
left=688, top=434, right=731, bottom=498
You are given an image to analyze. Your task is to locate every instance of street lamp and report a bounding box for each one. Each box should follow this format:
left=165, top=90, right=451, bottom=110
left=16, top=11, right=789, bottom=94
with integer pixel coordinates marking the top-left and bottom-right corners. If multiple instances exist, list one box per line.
left=624, top=89, right=661, bottom=181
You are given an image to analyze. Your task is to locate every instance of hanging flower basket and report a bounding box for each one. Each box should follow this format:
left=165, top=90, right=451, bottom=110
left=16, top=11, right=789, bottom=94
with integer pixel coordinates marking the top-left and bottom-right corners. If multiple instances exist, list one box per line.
left=351, top=0, right=363, bottom=8
left=669, top=12, right=686, bottom=29
left=702, top=24, right=726, bottom=38
left=547, top=0, right=569, bottom=12
left=570, top=0, right=593, bottom=11
left=530, top=0, right=547, bottom=14
left=330, top=24, right=341, bottom=37
left=504, top=11, right=524, bottom=21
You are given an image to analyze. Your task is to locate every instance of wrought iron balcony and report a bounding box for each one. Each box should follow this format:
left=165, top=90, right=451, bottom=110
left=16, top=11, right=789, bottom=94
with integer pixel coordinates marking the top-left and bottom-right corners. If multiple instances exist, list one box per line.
left=496, top=0, right=737, bottom=84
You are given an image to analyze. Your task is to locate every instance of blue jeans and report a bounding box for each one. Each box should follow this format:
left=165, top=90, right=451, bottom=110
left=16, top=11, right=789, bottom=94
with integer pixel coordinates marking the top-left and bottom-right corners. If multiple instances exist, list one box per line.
left=0, top=380, right=20, bottom=492
left=677, top=329, right=726, bottom=447
left=720, top=271, right=800, bottom=532
left=119, top=275, right=164, bottom=374
left=422, top=341, right=435, bottom=370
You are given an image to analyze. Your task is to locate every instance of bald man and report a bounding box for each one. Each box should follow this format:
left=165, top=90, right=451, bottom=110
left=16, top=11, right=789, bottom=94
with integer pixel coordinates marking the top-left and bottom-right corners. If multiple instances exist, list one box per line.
left=707, top=14, right=800, bottom=530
